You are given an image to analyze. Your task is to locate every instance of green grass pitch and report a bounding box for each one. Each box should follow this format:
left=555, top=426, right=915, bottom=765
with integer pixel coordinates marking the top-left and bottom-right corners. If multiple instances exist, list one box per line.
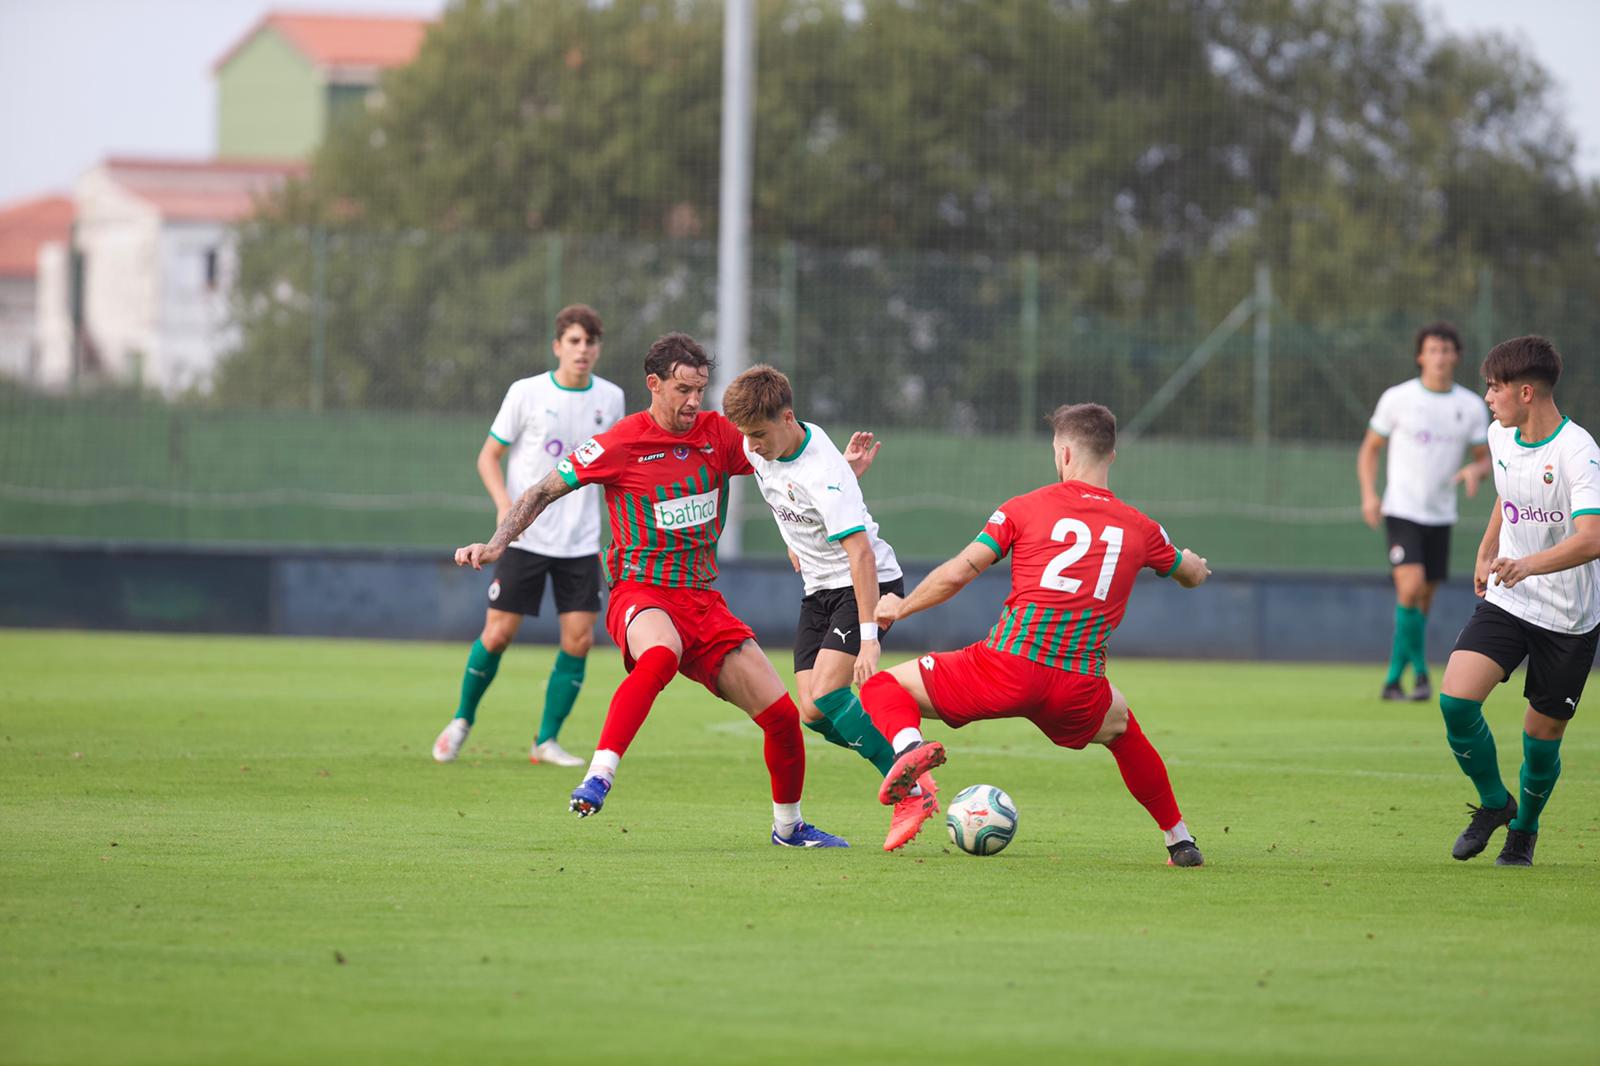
left=2, top=629, right=1596, bottom=1064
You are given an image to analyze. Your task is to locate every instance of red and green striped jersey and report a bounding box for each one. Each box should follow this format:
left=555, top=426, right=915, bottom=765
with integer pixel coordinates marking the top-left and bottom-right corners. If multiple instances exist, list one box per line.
left=556, top=410, right=753, bottom=589
left=974, top=480, right=1181, bottom=676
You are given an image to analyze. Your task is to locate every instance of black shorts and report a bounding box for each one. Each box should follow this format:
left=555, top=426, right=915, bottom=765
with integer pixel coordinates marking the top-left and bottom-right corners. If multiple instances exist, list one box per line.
left=486, top=548, right=602, bottom=616
left=1451, top=599, right=1600, bottom=720
left=1385, top=517, right=1450, bottom=583
left=793, top=578, right=905, bottom=673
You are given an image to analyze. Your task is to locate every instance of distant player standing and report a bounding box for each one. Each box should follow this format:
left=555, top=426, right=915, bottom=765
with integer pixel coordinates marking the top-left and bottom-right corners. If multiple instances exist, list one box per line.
left=1437, top=336, right=1600, bottom=867
left=721, top=365, right=939, bottom=852
left=1357, top=323, right=1491, bottom=701
left=455, top=333, right=859, bottom=847
left=433, top=305, right=626, bottom=766
left=866, top=403, right=1213, bottom=866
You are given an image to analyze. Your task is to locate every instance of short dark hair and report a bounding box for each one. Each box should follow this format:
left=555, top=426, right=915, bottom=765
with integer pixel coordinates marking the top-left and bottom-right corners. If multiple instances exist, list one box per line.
left=555, top=304, right=603, bottom=341
left=721, top=364, right=793, bottom=427
left=1414, top=321, right=1462, bottom=357
left=1048, top=403, right=1116, bottom=458
left=643, top=332, right=715, bottom=381
left=1482, top=335, right=1562, bottom=389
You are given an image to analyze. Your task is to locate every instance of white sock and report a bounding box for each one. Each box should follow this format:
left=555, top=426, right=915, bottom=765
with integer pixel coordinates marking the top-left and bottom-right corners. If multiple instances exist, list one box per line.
left=773, top=802, right=802, bottom=838
left=892, top=728, right=924, bottom=754
left=1162, top=820, right=1192, bottom=847
left=587, top=749, right=621, bottom=784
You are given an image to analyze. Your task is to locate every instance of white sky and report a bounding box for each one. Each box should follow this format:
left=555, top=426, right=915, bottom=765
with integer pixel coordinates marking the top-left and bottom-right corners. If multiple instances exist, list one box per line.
left=0, top=0, right=1596, bottom=208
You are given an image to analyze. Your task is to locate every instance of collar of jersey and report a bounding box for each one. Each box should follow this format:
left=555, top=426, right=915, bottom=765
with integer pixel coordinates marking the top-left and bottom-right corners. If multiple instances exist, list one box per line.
left=549, top=370, right=594, bottom=392
left=1514, top=416, right=1569, bottom=448
left=1417, top=377, right=1455, bottom=395
left=776, top=423, right=813, bottom=463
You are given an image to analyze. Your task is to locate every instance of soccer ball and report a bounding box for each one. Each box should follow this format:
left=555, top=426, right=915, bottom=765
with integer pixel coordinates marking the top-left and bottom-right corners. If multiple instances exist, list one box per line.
left=945, top=784, right=1018, bottom=856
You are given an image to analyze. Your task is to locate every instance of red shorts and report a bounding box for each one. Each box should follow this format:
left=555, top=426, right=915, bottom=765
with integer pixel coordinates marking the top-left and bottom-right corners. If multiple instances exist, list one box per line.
left=919, top=642, right=1112, bottom=750
left=606, top=581, right=756, bottom=696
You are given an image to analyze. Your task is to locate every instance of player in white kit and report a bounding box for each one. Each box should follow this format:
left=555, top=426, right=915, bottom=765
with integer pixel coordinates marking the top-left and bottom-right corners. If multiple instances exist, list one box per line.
left=1358, top=323, right=1491, bottom=701
left=1437, top=336, right=1600, bottom=866
left=720, top=365, right=938, bottom=851
left=433, top=305, right=626, bottom=766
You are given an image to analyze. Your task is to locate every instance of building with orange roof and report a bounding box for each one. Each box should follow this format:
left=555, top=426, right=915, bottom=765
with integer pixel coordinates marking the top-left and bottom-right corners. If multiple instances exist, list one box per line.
left=214, top=11, right=433, bottom=159
left=0, top=195, right=74, bottom=380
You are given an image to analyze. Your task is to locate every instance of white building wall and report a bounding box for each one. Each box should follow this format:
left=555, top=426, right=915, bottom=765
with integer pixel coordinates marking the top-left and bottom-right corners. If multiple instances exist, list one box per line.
left=34, top=241, right=72, bottom=388
left=156, top=222, right=238, bottom=395
left=73, top=166, right=161, bottom=386
left=0, top=276, right=37, bottom=380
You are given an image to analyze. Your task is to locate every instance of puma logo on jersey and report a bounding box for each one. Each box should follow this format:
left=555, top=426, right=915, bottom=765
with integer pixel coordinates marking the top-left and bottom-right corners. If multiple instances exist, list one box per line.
left=1496, top=459, right=1509, bottom=472
left=833, top=627, right=852, bottom=641
left=826, top=484, right=843, bottom=492
left=1564, top=697, right=1577, bottom=708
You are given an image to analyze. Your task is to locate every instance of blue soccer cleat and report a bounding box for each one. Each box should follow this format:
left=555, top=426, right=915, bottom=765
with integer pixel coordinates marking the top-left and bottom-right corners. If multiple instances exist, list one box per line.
left=569, top=776, right=611, bottom=817
left=771, top=821, right=850, bottom=848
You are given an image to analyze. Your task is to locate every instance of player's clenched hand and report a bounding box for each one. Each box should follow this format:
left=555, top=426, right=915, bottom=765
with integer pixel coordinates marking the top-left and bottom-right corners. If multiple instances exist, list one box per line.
left=853, top=640, right=881, bottom=687
left=1360, top=494, right=1381, bottom=530
left=875, top=593, right=904, bottom=628
left=843, top=431, right=881, bottom=476
left=454, top=543, right=502, bottom=570
left=1487, top=555, right=1532, bottom=590
left=1474, top=557, right=1492, bottom=597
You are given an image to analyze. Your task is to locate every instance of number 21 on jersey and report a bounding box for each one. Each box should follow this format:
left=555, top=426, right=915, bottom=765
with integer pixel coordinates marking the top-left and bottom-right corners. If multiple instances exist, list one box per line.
left=1040, top=518, right=1123, bottom=600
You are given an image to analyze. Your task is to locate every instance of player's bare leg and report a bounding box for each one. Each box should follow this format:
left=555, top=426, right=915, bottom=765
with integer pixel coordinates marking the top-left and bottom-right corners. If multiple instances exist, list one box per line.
left=434, top=607, right=522, bottom=762
left=859, top=659, right=946, bottom=805
left=531, top=610, right=595, bottom=767
left=1438, top=649, right=1516, bottom=859
left=1091, top=686, right=1200, bottom=866
left=570, top=609, right=683, bottom=816
left=717, top=642, right=847, bottom=847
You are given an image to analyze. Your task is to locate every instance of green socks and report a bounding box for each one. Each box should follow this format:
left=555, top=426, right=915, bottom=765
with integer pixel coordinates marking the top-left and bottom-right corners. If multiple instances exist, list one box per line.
left=1388, top=605, right=1427, bottom=684
left=814, top=687, right=897, bottom=776
left=536, top=650, right=587, bottom=744
left=1439, top=694, right=1510, bottom=809
left=803, top=715, right=853, bottom=750
left=1509, top=732, right=1562, bottom=833
left=455, top=638, right=502, bottom=726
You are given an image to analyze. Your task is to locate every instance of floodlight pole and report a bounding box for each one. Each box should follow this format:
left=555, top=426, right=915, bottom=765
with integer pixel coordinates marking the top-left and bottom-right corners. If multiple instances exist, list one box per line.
left=714, top=0, right=755, bottom=557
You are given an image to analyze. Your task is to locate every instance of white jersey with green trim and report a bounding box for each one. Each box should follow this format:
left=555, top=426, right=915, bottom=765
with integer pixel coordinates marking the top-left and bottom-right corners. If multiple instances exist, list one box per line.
left=743, top=423, right=902, bottom=596
left=1485, top=416, right=1600, bottom=634
left=1369, top=378, right=1489, bottom=525
left=489, top=371, right=625, bottom=557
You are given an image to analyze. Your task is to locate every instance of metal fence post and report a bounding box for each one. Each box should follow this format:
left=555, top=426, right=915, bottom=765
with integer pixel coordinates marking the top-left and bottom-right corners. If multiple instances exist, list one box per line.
left=779, top=239, right=798, bottom=373
left=1475, top=265, right=1494, bottom=356
left=310, top=226, right=327, bottom=413
left=1253, top=261, right=1271, bottom=446
left=546, top=234, right=564, bottom=329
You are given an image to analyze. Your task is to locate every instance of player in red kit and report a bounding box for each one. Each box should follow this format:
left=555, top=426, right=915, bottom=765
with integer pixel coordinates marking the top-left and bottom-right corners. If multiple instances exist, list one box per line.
left=866, top=403, right=1214, bottom=865
left=456, top=332, right=862, bottom=847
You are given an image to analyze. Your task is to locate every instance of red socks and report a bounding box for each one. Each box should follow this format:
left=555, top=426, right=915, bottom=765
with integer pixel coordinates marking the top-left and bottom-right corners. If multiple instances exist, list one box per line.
left=595, top=646, right=679, bottom=757
left=1107, top=711, right=1182, bottom=831
left=860, top=673, right=921, bottom=740
left=752, top=694, right=806, bottom=804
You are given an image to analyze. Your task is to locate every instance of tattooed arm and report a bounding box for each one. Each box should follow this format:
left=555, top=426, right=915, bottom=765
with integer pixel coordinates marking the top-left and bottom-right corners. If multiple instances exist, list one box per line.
left=454, top=469, right=577, bottom=569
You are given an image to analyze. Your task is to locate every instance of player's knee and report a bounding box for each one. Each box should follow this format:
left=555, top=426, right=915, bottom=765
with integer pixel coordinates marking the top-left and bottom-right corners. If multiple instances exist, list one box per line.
left=797, top=695, right=824, bottom=723
left=1092, top=701, right=1129, bottom=745
left=480, top=627, right=515, bottom=654
left=562, top=630, right=594, bottom=658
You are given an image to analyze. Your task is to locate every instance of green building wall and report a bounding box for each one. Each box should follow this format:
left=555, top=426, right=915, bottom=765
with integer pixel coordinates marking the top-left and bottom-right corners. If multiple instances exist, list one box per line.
left=216, top=30, right=324, bottom=158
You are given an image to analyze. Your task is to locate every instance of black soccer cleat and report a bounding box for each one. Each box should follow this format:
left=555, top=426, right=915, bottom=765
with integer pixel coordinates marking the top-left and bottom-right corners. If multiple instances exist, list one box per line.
left=1166, top=838, right=1204, bottom=867
left=1451, top=796, right=1517, bottom=860
left=1381, top=681, right=1408, bottom=701
left=1495, top=828, right=1537, bottom=866
left=1410, top=676, right=1432, bottom=703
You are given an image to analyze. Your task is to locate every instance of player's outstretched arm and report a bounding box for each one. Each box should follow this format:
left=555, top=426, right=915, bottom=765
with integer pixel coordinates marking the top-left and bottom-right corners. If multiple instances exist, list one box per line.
left=454, top=469, right=576, bottom=569
left=1170, top=550, right=1212, bottom=589
left=1488, top=514, right=1600, bottom=590
left=877, top=542, right=996, bottom=628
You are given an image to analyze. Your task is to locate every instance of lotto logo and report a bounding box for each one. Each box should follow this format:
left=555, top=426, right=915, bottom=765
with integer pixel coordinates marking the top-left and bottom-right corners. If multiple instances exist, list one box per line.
left=920, top=655, right=936, bottom=670
left=573, top=438, right=605, bottom=466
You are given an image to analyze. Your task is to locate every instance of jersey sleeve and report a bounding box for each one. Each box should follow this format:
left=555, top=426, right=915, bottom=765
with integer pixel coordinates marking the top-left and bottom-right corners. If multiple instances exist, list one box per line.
left=809, top=456, right=873, bottom=543
left=488, top=381, right=523, bottom=445
left=1467, top=395, right=1490, bottom=446
left=1142, top=516, right=1182, bottom=577
left=1369, top=386, right=1398, bottom=438
left=1564, top=437, right=1600, bottom=519
left=974, top=500, right=1019, bottom=560
left=557, top=427, right=624, bottom=488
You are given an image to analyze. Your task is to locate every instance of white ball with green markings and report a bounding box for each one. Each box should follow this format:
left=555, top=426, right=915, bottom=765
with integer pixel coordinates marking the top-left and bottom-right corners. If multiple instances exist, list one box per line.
left=945, top=784, right=1018, bottom=855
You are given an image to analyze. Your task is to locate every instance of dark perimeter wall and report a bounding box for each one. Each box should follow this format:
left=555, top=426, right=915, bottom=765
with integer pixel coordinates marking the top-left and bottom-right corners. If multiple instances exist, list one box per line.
left=0, top=540, right=1481, bottom=663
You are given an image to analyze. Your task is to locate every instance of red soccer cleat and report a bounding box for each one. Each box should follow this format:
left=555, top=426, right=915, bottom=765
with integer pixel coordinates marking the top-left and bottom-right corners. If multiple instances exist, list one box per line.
left=883, top=773, right=940, bottom=852
left=878, top=741, right=946, bottom=805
